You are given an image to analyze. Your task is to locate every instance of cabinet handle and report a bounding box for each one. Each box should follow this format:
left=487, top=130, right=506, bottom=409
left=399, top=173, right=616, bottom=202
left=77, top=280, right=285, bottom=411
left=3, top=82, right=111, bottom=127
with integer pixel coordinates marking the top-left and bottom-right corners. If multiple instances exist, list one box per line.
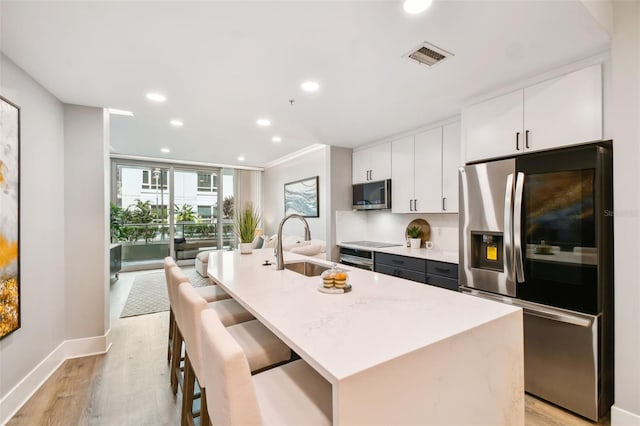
left=414, top=199, right=418, bottom=211
left=516, top=132, right=520, bottom=151
left=435, top=267, right=451, bottom=274
left=392, top=259, right=405, bottom=265
left=525, top=130, right=530, bottom=149
left=442, top=197, right=446, bottom=211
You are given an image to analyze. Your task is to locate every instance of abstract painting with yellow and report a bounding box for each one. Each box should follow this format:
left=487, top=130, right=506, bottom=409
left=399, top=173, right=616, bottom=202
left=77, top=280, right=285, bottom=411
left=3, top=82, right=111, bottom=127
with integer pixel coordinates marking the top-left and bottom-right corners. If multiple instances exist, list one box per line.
left=0, top=95, right=20, bottom=339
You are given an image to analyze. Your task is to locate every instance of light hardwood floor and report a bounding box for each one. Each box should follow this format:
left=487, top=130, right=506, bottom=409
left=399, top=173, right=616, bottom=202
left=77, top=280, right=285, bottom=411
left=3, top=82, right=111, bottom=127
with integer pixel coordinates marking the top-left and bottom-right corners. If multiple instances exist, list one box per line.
left=8, top=272, right=610, bottom=426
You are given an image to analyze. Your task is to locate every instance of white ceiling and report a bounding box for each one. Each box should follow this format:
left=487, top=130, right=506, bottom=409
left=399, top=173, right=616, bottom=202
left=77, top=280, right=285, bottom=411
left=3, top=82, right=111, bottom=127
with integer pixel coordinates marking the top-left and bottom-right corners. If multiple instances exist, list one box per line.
left=0, top=1, right=609, bottom=168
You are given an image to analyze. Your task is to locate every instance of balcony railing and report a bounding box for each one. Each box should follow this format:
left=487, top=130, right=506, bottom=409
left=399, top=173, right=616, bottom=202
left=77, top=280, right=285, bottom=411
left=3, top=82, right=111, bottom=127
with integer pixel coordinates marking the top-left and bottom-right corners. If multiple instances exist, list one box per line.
left=116, top=220, right=236, bottom=262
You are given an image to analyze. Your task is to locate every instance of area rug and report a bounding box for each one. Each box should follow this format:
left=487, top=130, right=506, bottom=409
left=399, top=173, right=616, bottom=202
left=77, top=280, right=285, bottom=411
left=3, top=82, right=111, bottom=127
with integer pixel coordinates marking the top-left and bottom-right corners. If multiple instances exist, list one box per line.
left=120, top=267, right=212, bottom=318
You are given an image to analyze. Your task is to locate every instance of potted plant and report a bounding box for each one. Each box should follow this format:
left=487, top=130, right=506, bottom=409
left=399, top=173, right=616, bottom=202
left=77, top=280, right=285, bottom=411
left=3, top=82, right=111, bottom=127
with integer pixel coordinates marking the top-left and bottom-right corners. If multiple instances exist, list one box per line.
left=234, top=202, right=261, bottom=254
left=407, top=226, right=423, bottom=249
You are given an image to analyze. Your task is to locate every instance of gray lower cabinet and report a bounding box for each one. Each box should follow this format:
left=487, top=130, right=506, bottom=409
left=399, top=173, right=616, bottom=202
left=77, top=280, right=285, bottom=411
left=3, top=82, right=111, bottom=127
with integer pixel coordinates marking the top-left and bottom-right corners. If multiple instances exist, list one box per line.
left=375, top=253, right=458, bottom=291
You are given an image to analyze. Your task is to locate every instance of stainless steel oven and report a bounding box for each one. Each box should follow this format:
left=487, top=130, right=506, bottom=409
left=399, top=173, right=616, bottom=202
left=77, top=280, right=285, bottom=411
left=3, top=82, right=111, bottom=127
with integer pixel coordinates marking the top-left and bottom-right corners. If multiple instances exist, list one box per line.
left=459, top=142, right=613, bottom=421
left=339, top=241, right=402, bottom=271
left=339, top=247, right=374, bottom=271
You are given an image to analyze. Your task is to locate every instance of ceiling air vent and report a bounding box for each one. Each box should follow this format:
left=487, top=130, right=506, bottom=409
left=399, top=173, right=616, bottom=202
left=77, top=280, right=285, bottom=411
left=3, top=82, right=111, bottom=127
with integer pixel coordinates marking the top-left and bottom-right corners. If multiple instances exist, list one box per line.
left=405, top=42, right=453, bottom=67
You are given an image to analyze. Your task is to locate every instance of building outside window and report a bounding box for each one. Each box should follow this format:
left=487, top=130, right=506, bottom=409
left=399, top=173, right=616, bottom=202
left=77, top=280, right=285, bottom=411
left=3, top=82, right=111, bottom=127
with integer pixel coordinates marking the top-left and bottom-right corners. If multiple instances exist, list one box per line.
left=142, top=169, right=168, bottom=190
left=197, top=172, right=217, bottom=192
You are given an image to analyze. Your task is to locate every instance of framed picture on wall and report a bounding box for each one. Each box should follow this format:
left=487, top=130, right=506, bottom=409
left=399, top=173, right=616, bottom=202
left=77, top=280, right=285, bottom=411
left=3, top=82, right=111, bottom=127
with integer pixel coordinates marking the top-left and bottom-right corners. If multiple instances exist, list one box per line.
left=284, top=176, right=319, bottom=218
left=0, top=95, right=21, bottom=339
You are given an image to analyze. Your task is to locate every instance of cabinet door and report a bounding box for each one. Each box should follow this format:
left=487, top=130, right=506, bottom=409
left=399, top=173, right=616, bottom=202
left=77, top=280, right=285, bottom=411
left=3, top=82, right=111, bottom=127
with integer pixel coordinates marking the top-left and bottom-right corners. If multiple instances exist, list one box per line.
left=524, top=64, right=602, bottom=153
left=352, top=148, right=370, bottom=184
left=413, top=127, right=442, bottom=213
left=391, top=136, right=415, bottom=213
left=462, top=89, right=524, bottom=163
left=368, top=142, right=391, bottom=182
left=442, top=122, right=461, bottom=213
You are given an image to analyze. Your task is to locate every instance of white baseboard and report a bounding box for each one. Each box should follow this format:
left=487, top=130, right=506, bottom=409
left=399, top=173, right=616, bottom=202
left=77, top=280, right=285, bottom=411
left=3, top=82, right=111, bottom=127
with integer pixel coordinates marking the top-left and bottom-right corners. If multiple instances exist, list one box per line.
left=64, top=332, right=110, bottom=359
left=612, top=405, right=640, bottom=426
left=0, top=333, right=111, bottom=425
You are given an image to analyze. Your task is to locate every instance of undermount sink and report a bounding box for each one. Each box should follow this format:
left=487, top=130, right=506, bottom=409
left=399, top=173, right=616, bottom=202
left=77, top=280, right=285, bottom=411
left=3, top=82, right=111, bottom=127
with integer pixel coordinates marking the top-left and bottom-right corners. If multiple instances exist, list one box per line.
left=284, top=261, right=332, bottom=277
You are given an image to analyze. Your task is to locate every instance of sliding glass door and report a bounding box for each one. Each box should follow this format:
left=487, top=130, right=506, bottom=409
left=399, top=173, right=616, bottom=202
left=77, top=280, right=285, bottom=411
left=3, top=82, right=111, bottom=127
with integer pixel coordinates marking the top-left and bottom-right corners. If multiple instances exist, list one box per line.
left=173, top=167, right=235, bottom=260
left=111, top=160, right=235, bottom=269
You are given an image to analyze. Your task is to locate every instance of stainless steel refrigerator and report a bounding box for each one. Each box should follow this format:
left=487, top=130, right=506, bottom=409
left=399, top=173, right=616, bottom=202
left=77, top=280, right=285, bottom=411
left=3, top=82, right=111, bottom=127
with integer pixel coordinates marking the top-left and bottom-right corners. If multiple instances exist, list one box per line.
left=459, top=142, right=613, bottom=421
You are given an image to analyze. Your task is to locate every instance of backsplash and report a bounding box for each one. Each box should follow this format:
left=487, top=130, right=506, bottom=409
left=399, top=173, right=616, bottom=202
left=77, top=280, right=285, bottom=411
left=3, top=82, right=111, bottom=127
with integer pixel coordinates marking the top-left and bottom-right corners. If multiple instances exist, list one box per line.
left=335, top=210, right=459, bottom=253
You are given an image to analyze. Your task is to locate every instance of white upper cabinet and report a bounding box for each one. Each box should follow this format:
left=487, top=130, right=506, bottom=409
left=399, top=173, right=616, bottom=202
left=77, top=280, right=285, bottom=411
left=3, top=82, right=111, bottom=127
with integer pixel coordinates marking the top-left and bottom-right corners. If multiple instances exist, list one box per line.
left=442, top=122, right=462, bottom=213
left=392, top=123, right=460, bottom=214
left=391, top=136, right=415, bottom=213
left=463, top=64, right=603, bottom=163
left=413, top=127, right=442, bottom=213
left=463, top=89, right=523, bottom=162
left=352, top=142, right=391, bottom=184
left=523, top=64, right=603, bottom=153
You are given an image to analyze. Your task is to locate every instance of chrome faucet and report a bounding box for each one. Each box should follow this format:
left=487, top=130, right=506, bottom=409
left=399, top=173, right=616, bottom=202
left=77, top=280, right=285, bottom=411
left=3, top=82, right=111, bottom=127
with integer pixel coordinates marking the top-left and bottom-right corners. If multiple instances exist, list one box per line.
left=276, top=213, right=311, bottom=270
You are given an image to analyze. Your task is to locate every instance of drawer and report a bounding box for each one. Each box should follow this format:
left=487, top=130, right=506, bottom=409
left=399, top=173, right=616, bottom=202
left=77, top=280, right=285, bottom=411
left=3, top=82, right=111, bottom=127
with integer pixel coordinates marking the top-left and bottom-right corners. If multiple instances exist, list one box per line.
left=375, top=253, right=427, bottom=273
left=426, top=261, right=458, bottom=279
left=375, top=264, right=427, bottom=284
left=426, top=274, right=459, bottom=291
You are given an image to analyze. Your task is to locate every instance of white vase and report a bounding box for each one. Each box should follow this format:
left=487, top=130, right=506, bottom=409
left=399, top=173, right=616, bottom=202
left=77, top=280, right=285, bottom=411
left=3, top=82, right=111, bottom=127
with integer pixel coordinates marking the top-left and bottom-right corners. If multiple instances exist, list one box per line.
left=239, top=242, right=253, bottom=254
left=409, top=238, right=422, bottom=249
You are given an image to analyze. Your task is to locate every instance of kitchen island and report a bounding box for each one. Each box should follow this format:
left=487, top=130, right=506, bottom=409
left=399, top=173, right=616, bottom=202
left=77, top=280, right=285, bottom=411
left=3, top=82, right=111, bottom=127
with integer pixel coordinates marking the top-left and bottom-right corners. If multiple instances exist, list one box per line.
left=207, top=248, right=524, bottom=425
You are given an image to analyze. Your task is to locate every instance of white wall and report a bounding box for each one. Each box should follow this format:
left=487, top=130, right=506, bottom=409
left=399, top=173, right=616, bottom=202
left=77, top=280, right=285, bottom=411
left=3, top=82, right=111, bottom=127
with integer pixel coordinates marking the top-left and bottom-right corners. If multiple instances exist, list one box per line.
left=327, top=146, right=353, bottom=261
left=611, top=2, right=640, bottom=424
left=263, top=146, right=328, bottom=240
left=0, top=54, right=66, bottom=420
left=63, top=105, right=109, bottom=340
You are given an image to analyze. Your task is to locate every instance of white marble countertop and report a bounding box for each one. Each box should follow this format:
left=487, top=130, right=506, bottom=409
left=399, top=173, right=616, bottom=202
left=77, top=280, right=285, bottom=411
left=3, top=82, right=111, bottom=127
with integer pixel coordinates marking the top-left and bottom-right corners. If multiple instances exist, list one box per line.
left=207, top=248, right=517, bottom=383
left=338, top=241, right=459, bottom=263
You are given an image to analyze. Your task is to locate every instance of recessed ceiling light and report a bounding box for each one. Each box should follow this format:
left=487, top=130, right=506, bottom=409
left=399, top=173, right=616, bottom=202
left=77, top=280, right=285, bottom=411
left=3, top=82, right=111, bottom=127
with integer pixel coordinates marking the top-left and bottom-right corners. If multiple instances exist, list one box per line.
left=170, top=119, right=184, bottom=127
left=108, top=108, right=134, bottom=116
left=237, top=156, right=245, bottom=161
left=403, top=0, right=433, bottom=14
left=301, top=81, right=320, bottom=92
left=146, top=92, right=166, bottom=102
left=272, top=136, right=282, bottom=143
left=256, top=119, right=271, bottom=127
left=161, top=148, right=170, bottom=153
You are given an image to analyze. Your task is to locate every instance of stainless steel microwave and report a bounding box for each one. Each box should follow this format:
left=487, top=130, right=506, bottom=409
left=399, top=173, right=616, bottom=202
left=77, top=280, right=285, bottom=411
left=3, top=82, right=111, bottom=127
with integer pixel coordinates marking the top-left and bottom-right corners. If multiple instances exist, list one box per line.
left=352, top=179, right=391, bottom=210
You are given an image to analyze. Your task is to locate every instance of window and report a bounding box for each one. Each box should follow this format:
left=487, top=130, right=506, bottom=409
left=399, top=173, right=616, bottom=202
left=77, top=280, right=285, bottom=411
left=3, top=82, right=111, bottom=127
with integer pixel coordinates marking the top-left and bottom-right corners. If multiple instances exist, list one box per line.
left=142, top=169, right=168, bottom=190
left=198, top=205, right=213, bottom=220
left=197, top=172, right=218, bottom=192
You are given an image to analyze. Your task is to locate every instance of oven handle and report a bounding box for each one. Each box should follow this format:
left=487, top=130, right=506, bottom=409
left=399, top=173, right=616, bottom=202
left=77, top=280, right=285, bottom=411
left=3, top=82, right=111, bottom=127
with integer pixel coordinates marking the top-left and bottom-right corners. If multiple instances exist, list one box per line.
left=460, top=287, right=596, bottom=327
left=513, top=172, right=525, bottom=283
left=339, top=254, right=373, bottom=267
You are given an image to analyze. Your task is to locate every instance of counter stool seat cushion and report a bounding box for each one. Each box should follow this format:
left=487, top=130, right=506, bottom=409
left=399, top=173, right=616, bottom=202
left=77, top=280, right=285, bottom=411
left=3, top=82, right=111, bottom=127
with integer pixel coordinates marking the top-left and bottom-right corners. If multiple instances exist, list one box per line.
left=227, top=320, right=292, bottom=373
left=253, top=359, right=332, bottom=425
left=196, top=284, right=231, bottom=303
left=209, top=298, right=255, bottom=327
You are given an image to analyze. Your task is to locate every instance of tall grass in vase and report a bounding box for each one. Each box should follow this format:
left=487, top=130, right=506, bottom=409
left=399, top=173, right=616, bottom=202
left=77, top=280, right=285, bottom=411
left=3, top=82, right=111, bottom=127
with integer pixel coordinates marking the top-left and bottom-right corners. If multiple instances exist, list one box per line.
left=234, top=203, right=261, bottom=254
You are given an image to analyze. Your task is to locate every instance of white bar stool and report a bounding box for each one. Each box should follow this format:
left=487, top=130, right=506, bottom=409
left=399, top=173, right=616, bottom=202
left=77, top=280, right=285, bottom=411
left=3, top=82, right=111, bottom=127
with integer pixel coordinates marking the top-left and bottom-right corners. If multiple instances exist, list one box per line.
left=176, top=283, right=292, bottom=426
left=199, top=308, right=332, bottom=426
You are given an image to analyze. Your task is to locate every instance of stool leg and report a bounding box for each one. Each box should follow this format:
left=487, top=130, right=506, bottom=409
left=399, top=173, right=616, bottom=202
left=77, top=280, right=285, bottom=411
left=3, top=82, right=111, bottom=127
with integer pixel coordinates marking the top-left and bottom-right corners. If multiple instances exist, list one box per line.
left=168, top=308, right=175, bottom=363
left=170, top=326, right=183, bottom=395
left=182, top=352, right=195, bottom=426
left=201, top=387, right=210, bottom=426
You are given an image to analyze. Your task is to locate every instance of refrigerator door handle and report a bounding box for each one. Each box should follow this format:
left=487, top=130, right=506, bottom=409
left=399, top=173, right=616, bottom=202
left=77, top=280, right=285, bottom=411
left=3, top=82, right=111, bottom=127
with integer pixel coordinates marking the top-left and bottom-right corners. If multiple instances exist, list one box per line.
left=504, top=173, right=515, bottom=282
left=514, top=172, right=525, bottom=282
